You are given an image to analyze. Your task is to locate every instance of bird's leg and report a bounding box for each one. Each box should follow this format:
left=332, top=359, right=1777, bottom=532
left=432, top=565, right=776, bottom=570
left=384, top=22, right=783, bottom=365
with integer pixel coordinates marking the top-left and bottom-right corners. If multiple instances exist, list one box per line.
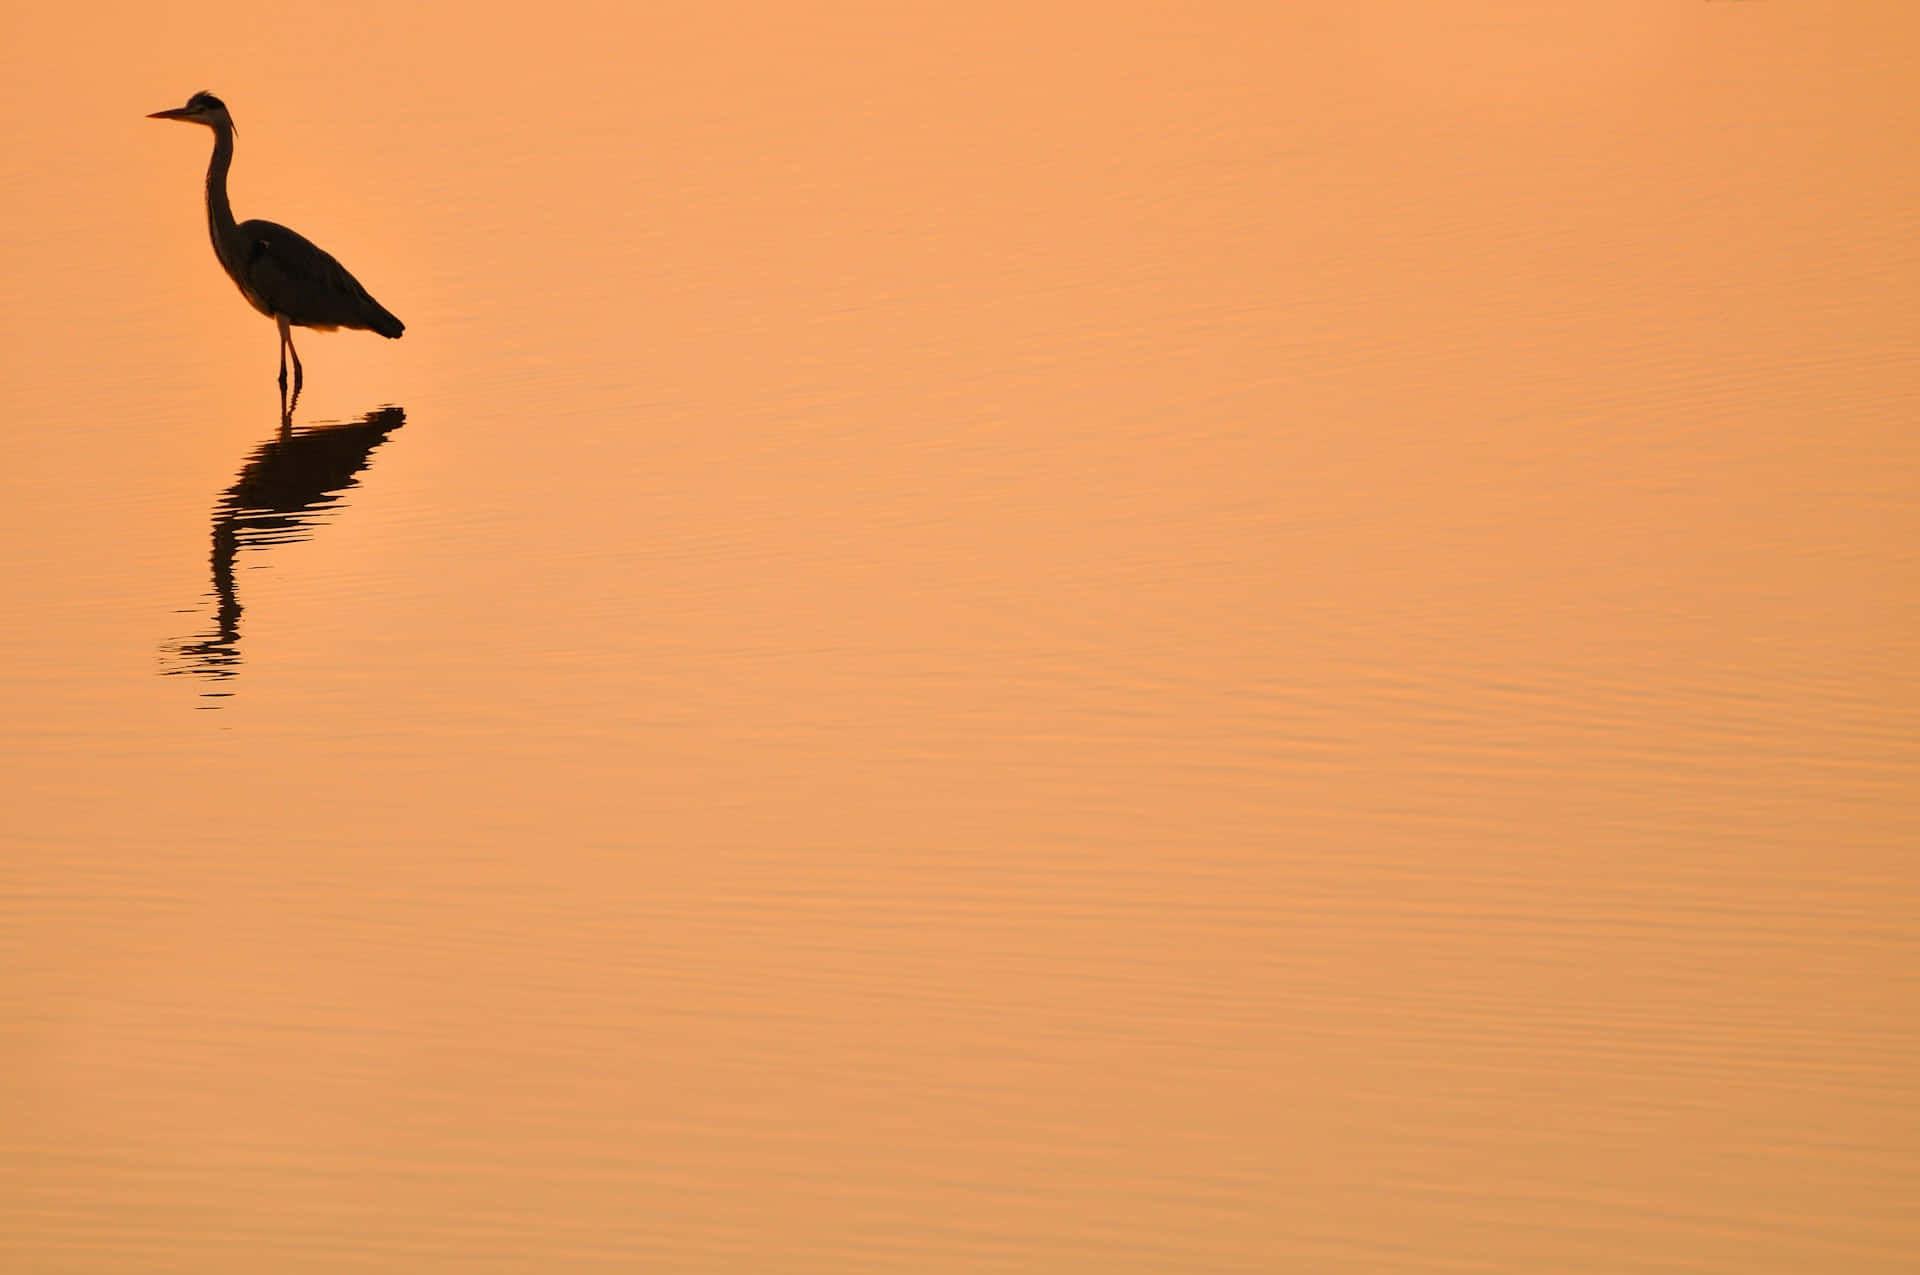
left=274, top=318, right=304, bottom=417
left=275, top=313, right=303, bottom=394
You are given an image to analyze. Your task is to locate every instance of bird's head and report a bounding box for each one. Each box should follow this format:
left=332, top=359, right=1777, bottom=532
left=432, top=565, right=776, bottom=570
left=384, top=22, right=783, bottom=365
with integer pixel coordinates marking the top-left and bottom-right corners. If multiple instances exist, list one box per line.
left=147, top=91, right=234, bottom=131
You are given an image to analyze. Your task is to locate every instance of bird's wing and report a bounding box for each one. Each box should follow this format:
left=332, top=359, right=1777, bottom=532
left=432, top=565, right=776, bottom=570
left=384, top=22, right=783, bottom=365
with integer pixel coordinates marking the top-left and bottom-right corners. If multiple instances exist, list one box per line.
left=238, top=219, right=395, bottom=333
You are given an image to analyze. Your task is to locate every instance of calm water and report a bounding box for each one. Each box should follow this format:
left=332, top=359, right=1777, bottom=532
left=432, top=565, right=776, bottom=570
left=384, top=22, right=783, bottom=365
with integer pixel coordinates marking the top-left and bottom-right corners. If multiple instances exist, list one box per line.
left=3, top=2, right=1917, bottom=1270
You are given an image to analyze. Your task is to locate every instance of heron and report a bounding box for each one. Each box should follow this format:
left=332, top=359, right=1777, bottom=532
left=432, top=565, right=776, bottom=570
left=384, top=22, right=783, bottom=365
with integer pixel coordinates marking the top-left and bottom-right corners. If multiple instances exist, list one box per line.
left=147, top=92, right=404, bottom=398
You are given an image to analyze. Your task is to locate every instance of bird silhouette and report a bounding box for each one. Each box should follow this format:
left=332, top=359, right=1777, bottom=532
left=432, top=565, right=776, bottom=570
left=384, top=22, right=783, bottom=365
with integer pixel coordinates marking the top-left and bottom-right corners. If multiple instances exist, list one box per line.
left=147, top=92, right=403, bottom=404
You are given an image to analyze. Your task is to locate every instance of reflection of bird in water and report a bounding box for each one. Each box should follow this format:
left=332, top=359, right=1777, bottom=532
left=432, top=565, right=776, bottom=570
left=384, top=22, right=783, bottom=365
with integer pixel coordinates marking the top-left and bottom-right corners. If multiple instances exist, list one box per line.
left=163, top=406, right=405, bottom=696
left=146, top=92, right=404, bottom=405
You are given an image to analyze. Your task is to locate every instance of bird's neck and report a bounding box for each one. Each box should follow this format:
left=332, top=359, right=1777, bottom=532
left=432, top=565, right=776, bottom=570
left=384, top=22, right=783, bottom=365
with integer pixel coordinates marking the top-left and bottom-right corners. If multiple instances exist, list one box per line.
left=204, top=125, right=241, bottom=271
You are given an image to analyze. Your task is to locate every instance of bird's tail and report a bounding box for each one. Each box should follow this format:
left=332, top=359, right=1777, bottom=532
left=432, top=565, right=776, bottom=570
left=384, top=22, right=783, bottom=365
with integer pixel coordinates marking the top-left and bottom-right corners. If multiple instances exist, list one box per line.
left=367, top=301, right=405, bottom=339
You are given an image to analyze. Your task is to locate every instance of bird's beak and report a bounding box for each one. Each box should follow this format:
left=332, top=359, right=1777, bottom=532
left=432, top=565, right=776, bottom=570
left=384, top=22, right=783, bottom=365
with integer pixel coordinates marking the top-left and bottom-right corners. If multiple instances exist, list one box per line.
left=147, top=106, right=193, bottom=121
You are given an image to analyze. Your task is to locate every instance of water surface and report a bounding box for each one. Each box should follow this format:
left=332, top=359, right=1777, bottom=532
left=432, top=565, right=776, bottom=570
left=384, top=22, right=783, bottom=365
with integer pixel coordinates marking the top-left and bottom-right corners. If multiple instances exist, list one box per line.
left=2, top=2, right=1916, bottom=1271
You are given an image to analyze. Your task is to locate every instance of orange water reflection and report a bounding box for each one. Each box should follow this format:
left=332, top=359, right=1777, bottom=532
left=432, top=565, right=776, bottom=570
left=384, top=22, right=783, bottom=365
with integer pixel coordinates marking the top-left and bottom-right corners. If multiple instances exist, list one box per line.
left=162, top=406, right=405, bottom=695
left=1, top=2, right=1917, bottom=1272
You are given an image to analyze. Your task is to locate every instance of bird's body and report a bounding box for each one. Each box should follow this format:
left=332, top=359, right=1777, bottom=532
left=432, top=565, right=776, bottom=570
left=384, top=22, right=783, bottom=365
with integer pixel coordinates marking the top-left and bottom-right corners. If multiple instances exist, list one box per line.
left=226, top=218, right=405, bottom=337
left=148, top=92, right=403, bottom=397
